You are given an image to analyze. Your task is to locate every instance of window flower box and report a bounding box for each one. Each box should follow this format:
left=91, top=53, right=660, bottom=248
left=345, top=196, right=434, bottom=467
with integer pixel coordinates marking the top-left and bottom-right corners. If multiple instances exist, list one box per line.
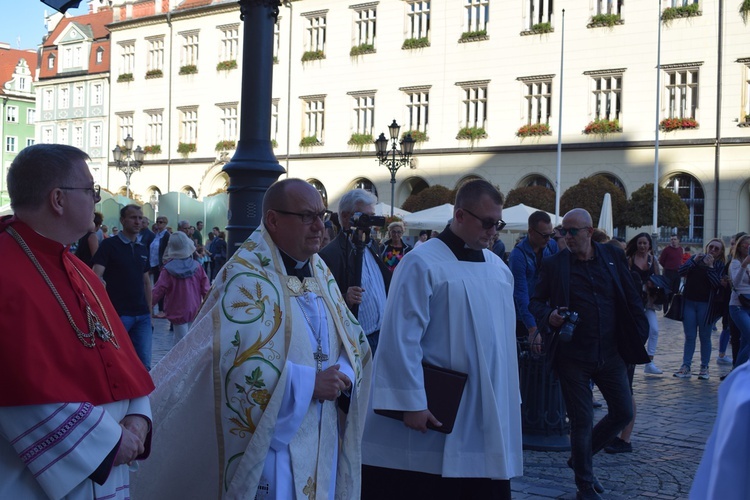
left=177, top=142, right=197, bottom=155
left=215, top=140, right=236, bottom=151
left=179, top=64, right=198, bottom=75
left=661, top=3, right=701, bottom=22
left=117, top=73, right=133, bottom=83
left=347, top=133, right=374, bottom=148
left=588, top=13, right=624, bottom=28
left=301, top=50, right=325, bottom=62
left=216, top=60, right=237, bottom=71
left=583, top=119, right=622, bottom=135
left=402, top=37, right=430, bottom=50
left=271, top=139, right=278, bottom=148
left=299, top=136, right=321, bottom=148
left=659, top=118, right=699, bottom=132
left=402, top=130, right=428, bottom=143
left=741, top=0, right=750, bottom=22
left=145, top=69, right=163, bottom=79
left=143, top=145, right=161, bottom=154
left=516, top=123, right=552, bottom=138
left=456, top=126, right=487, bottom=141
left=350, top=43, right=375, bottom=56
left=459, top=30, right=488, bottom=43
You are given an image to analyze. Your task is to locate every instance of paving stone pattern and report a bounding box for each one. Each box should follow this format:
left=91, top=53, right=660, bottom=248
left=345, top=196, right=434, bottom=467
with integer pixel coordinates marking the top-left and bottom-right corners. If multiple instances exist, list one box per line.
left=151, top=314, right=727, bottom=499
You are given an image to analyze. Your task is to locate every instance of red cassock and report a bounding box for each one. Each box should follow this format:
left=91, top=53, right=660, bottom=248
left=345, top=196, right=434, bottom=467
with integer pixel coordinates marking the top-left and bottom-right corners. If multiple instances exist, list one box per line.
left=0, top=216, right=154, bottom=406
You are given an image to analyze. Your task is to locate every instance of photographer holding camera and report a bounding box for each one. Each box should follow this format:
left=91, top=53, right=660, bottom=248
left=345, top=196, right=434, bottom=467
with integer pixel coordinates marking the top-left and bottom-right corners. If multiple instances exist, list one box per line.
left=530, top=208, right=649, bottom=500
left=320, top=189, right=391, bottom=353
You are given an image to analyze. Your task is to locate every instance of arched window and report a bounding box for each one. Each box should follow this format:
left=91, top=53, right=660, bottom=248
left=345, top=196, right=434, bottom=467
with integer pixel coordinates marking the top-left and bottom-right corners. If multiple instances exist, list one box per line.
left=352, top=178, right=378, bottom=197
left=521, top=174, right=554, bottom=191
left=593, top=173, right=626, bottom=195
left=664, top=173, right=704, bottom=243
left=182, top=186, right=197, bottom=199
left=307, top=178, right=328, bottom=206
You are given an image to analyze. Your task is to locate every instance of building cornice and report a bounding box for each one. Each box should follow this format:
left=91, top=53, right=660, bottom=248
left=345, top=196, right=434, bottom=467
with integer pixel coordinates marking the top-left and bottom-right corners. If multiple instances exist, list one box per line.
left=583, top=68, right=627, bottom=76
left=107, top=3, right=239, bottom=32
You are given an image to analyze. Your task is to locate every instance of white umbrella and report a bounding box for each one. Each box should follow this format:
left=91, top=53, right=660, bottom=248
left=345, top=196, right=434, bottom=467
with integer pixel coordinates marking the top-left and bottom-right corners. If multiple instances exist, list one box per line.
left=502, top=204, right=557, bottom=232
left=373, top=202, right=411, bottom=219
left=403, top=203, right=454, bottom=229
left=597, top=193, right=614, bottom=237
left=0, top=203, right=12, bottom=217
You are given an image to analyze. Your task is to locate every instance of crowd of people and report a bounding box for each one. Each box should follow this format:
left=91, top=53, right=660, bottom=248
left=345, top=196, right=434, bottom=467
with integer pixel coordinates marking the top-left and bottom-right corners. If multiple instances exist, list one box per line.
left=2, top=143, right=749, bottom=500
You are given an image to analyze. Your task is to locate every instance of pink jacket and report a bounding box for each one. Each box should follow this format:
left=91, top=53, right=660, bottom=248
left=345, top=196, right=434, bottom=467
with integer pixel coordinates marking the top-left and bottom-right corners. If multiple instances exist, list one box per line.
left=152, top=263, right=210, bottom=324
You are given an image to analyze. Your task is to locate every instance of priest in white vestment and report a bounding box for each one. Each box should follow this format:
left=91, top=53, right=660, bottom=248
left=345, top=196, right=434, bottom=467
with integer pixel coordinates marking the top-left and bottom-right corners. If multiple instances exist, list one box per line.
left=362, top=180, right=523, bottom=499
left=132, top=179, right=372, bottom=499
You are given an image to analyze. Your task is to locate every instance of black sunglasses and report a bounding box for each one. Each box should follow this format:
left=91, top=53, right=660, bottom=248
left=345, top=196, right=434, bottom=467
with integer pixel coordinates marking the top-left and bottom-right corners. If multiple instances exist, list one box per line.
left=558, top=226, right=590, bottom=237
left=462, top=208, right=506, bottom=231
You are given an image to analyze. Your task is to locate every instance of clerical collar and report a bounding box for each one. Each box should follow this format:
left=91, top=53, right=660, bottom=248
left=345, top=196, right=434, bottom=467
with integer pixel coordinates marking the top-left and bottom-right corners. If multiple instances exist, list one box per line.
left=438, top=226, right=485, bottom=263
left=280, top=250, right=311, bottom=278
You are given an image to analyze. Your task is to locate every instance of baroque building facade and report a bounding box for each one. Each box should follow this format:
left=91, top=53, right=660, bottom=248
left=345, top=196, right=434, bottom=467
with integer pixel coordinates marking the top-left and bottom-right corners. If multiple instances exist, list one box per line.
left=97, top=0, right=750, bottom=243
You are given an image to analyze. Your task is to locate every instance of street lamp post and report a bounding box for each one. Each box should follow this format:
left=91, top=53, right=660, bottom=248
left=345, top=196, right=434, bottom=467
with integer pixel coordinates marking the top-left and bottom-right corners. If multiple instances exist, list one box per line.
left=374, top=120, right=415, bottom=217
left=112, top=134, right=144, bottom=199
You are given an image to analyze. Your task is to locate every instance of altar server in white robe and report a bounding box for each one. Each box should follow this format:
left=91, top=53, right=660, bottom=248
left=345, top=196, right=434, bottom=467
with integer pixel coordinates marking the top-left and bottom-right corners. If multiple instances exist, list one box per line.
left=362, top=179, right=523, bottom=500
left=131, top=178, right=372, bottom=499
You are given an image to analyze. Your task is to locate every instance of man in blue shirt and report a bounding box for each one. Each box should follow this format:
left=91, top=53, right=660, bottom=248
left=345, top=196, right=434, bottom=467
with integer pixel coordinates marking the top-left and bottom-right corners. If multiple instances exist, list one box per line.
left=508, top=210, right=558, bottom=342
left=92, top=204, right=153, bottom=369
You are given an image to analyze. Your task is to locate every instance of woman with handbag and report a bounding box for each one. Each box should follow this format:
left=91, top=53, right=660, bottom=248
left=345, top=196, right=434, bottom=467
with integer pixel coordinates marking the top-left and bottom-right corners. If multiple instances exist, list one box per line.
left=626, top=233, right=663, bottom=375
left=674, top=239, right=726, bottom=380
left=729, top=234, right=750, bottom=367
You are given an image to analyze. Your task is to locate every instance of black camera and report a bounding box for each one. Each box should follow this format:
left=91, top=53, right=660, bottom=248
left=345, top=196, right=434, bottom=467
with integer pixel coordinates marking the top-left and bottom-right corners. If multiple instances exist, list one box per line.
left=350, top=212, right=386, bottom=229
left=557, top=310, right=579, bottom=343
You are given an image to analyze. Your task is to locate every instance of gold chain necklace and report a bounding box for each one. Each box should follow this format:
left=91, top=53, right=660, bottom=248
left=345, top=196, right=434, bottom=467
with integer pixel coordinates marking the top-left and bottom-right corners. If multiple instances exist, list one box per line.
left=7, top=226, right=119, bottom=349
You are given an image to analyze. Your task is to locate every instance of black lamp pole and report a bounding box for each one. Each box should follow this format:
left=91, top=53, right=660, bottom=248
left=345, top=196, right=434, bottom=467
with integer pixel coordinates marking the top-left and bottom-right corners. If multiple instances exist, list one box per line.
left=375, top=120, right=415, bottom=217
left=223, top=0, right=286, bottom=257
left=112, top=134, right=144, bottom=199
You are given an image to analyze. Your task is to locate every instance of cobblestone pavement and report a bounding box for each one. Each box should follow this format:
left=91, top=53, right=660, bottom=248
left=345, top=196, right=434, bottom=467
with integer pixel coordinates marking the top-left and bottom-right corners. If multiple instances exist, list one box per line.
left=150, top=314, right=727, bottom=499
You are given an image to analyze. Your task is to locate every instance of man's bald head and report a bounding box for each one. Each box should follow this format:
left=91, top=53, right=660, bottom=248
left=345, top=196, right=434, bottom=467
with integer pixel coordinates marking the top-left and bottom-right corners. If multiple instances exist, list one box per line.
left=563, top=208, right=593, bottom=228
left=262, top=178, right=316, bottom=220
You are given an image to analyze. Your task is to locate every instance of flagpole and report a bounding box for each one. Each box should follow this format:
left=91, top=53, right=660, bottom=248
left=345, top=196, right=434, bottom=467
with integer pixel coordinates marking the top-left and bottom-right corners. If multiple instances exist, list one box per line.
left=555, top=9, right=565, bottom=224
left=653, top=1, right=662, bottom=240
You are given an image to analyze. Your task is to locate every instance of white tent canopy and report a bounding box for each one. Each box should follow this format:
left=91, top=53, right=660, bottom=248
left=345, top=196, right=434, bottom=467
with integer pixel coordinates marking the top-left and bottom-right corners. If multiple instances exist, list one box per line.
left=0, top=203, right=12, bottom=217
left=373, top=202, right=411, bottom=219
left=597, top=193, right=614, bottom=237
left=403, top=203, right=454, bottom=229
left=502, top=204, right=557, bottom=231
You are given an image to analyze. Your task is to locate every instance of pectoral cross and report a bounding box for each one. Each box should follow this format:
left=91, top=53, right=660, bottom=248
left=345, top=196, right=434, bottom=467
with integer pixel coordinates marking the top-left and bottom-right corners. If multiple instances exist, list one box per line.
left=314, top=342, right=328, bottom=372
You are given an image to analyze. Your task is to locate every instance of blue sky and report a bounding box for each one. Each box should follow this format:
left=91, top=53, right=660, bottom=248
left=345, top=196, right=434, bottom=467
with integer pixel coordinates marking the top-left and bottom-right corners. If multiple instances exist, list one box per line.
left=0, top=0, right=89, bottom=49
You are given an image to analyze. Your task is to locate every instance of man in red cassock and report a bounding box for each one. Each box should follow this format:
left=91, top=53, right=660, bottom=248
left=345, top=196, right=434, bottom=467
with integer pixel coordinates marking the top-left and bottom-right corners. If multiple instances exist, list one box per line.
left=0, top=144, right=155, bottom=499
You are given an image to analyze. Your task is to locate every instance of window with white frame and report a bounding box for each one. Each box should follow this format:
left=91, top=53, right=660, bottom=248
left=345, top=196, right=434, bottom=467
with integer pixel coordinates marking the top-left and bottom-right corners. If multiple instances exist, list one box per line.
left=59, top=87, right=69, bottom=108
left=351, top=93, right=375, bottom=135
left=406, top=1, right=430, bottom=39
left=179, top=107, right=198, bottom=144
left=26, top=138, right=35, bottom=147
left=458, top=81, right=488, bottom=129
left=42, top=127, right=53, bottom=143
left=181, top=32, right=199, bottom=66
left=74, top=84, right=84, bottom=107
left=353, top=6, right=376, bottom=47
left=27, top=109, right=35, bottom=124
left=96, top=47, right=104, bottom=64
left=92, top=83, right=103, bottom=106
left=586, top=70, right=623, bottom=121
left=404, top=87, right=429, bottom=133
left=73, top=126, right=83, bottom=148
left=119, top=41, right=135, bottom=75
left=519, top=76, right=553, bottom=125
left=63, top=47, right=72, bottom=69
left=217, top=104, right=238, bottom=141
left=6, top=106, right=18, bottom=123
left=117, top=113, right=134, bottom=145
left=464, top=0, right=489, bottom=33
left=18, top=77, right=27, bottom=91
left=526, top=0, right=553, bottom=30
left=274, top=20, right=280, bottom=61
left=145, top=110, right=163, bottom=146
left=147, top=37, right=164, bottom=71
left=271, top=99, right=279, bottom=142
left=595, top=0, right=623, bottom=15
left=743, top=62, right=750, bottom=121
left=47, top=53, right=55, bottom=69
left=670, top=0, right=698, bottom=6
left=43, top=89, right=53, bottom=110
left=73, top=46, right=82, bottom=67
left=304, top=13, right=327, bottom=53
left=91, top=124, right=102, bottom=147
left=665, top=65, right=699, bottom=119
left=58, top=125, right=68, bottom=144
left=302, top=96, right=325, bottom=140
left=219, top=25, right=239, bottom=62
left=5, top=137, right=17, bottom=153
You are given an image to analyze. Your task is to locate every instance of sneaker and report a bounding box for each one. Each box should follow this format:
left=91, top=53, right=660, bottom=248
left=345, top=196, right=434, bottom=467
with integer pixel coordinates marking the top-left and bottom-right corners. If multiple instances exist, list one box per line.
left=673, top=365, right=692, bottom=378
left=717, top=356, right=733, bottom=366
left=644, top=362, right=663, bottom=375
left=604, top=437, right=633, bottom=454
left=698, top=365, right=710, bottom=380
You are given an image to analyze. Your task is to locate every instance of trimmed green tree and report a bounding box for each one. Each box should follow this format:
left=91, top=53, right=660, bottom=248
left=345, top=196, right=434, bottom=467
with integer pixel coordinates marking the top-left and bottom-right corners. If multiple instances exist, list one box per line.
left=401, top=185, right=456, bottom=213
left=504, top=185, right=555, bottom=213
left=560, top=176, right=627, bottom=227
left=623, top=183, right=689, bottom=229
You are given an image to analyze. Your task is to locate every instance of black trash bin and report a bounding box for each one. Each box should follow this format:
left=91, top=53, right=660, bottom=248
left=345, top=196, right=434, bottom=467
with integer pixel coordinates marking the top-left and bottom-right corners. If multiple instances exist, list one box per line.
left=517, top=338, right=570, bottom=451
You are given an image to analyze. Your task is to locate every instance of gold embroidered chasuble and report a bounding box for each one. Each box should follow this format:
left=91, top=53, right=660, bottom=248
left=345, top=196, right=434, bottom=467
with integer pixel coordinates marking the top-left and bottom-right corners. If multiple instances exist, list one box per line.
left=131, top=224, right=371, bottom=499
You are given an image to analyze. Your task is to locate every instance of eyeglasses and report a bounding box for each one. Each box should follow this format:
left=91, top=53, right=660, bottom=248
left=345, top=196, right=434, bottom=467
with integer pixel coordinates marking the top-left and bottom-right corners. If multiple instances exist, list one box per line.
left=59, top=184, right=101, bottom=200
left=462, top=208, right=506, bottom=231
left=707, top=245, right=722, bottom=251
left=273, top=209, right=332, bottom=225
left=558, top=226, right=590, bottom=237
left=531, top=227, right=555, bottom=239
